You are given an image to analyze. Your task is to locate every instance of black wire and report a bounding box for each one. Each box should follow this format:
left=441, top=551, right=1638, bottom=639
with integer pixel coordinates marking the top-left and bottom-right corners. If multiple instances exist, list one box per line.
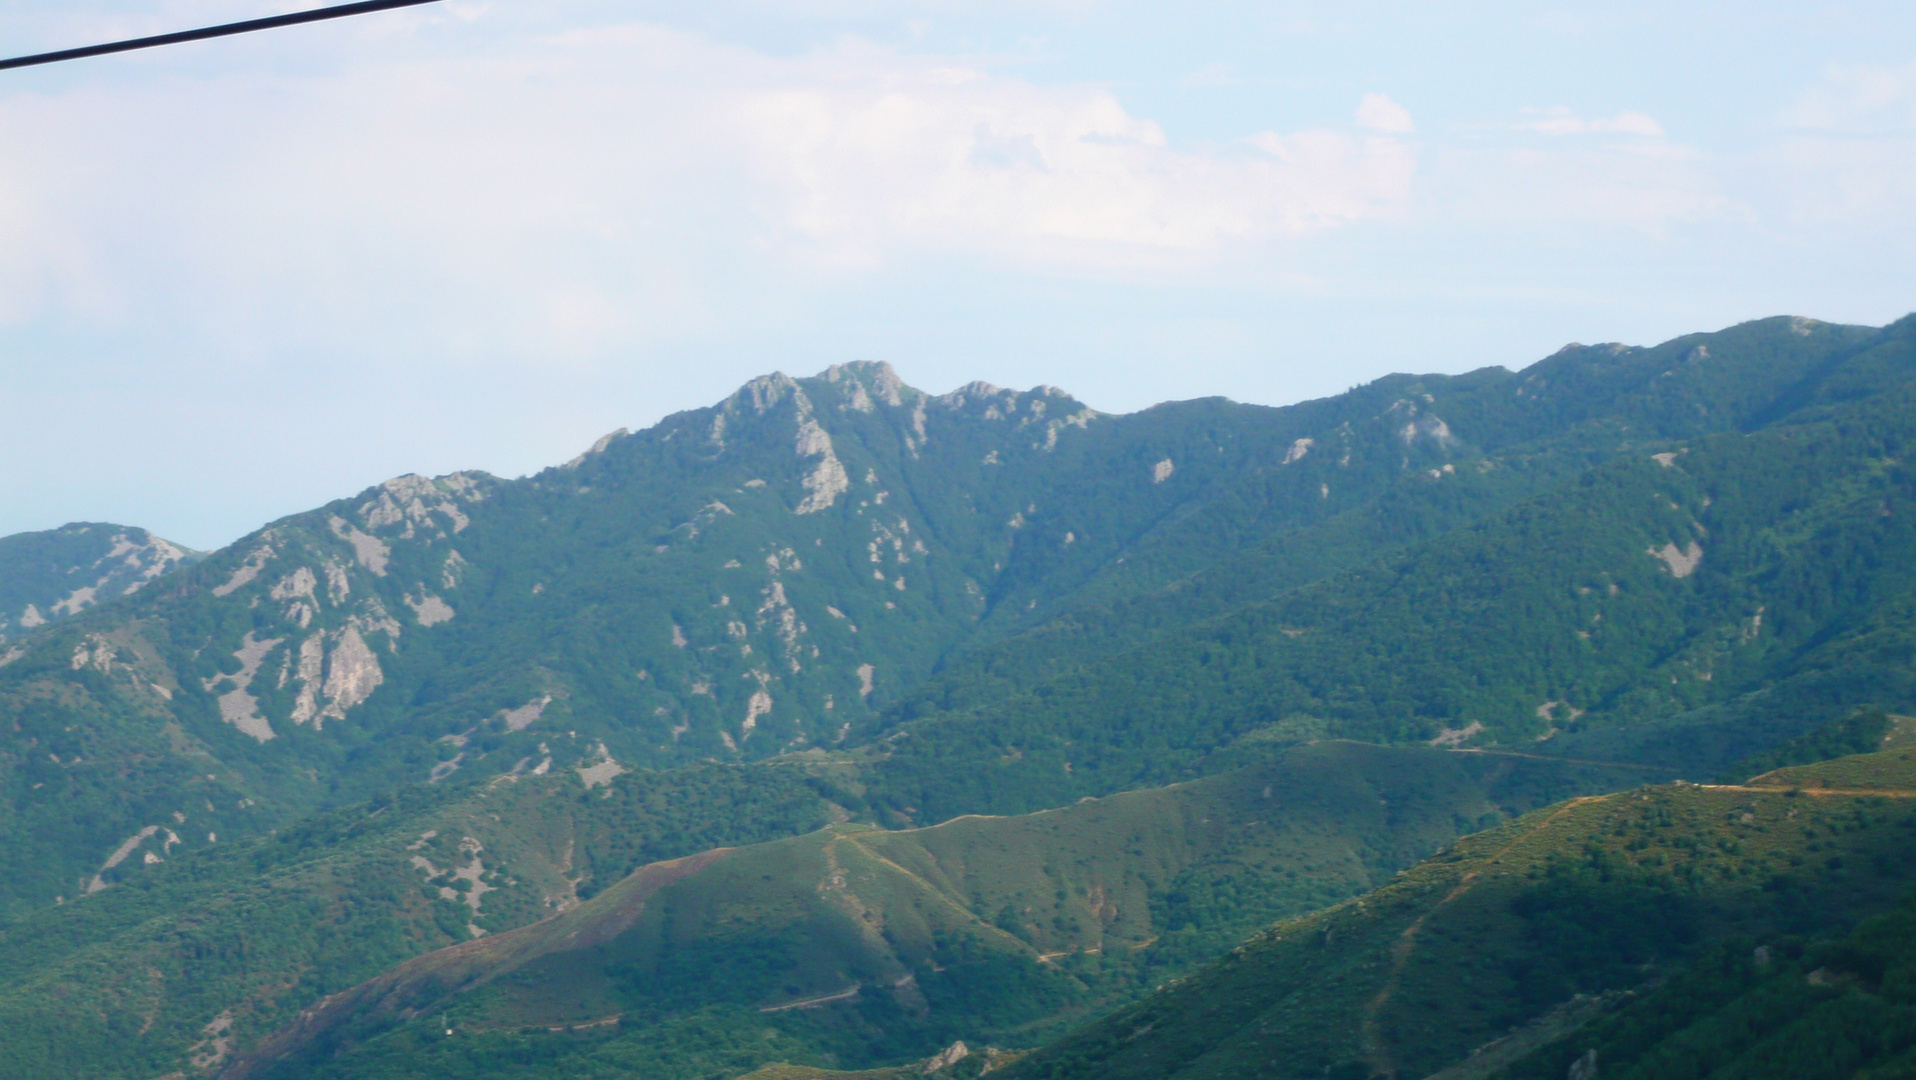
left=0, top=0, right=444, bottom=72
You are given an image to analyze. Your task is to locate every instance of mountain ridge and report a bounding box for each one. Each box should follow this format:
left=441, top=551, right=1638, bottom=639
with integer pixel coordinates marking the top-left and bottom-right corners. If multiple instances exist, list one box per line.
left=0, top=312, right=1913, bottom=1079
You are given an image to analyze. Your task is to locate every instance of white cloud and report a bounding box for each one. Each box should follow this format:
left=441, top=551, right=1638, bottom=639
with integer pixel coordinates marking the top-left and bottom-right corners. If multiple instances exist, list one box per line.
left=736, top=67, right=1418, bottom=266
left=1429, top=141, right=1726, bottom=237
left=1517, top=107, right=1664, bottom=136
left=0, top=25, right=1422, bottom=357
left=1766, top=64, right=1916, bottom=229
left=4, top=4, right=1914, bottom=552
left=1355, top=93, right=1415, bottom=134
left=1180, top=62, right=1241, bottom=88
left=1763, top=136, right=1916, bottom=228
left=1783, top=61, right=1916, bottom=133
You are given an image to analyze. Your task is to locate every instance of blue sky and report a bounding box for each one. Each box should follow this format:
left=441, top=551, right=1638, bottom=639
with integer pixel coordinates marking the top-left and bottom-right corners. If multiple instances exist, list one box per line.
left=1, top=1, right=1912, bottom=549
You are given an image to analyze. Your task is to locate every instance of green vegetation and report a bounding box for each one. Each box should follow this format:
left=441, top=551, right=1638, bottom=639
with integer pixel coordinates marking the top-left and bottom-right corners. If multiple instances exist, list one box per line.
left=1482, top=753, right=1916, bottom=1080
left=1746, top=750, right=1916, bottom=794
left=219, top=742, right=1640, bottom=1080
left=0, top=313, right=1914, bottom=1078
left=0, top=762, right=844, bottom=1079
left=1484, top=899, right=1916, bottom=1080
left=1723, top=706, right=1897, bottom=782
left=864, top=378, right=1916, bottom=821
left=1004, top=748, right=1916, bottom=1080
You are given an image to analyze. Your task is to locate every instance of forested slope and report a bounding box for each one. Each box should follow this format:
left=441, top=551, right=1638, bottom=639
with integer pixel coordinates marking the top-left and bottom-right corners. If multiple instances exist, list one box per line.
left=861, top=366, right=1916, bottom=821
left=1004, top=747, right=1916, bottom=1080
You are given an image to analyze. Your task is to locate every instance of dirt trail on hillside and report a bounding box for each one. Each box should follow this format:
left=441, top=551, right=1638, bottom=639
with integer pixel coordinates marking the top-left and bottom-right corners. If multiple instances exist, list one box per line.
left=1359, top=797, right=1605, bottom=1079
left=759, top=984, right=862, bottom=1013
left=1443, top=748, right=1673, bottom=772
left=1703, top=784, right=1916, bottom=798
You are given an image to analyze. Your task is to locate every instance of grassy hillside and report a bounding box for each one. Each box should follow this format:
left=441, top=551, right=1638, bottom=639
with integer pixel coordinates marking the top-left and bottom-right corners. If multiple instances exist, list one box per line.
left=1003, top=748, right=1916, bottom=1080
left=206, top=743, right=1646, bottom=1080
left=1465, top=742, right=1916, bottom=1080
left=1718, top=707, right=1906, bottom=783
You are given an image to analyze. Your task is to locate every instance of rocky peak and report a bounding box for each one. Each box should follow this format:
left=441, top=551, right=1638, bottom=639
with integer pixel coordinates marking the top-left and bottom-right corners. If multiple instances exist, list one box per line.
left=0, top=523, right=202, bottom=643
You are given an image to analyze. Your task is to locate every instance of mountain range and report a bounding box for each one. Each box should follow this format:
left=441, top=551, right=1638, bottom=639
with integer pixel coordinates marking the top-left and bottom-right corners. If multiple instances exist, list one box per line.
left=1, top=311, right=1913, bottom=1079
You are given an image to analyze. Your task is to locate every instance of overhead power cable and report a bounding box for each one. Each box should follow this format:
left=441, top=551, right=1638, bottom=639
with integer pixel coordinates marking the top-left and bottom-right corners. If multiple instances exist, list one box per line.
left=0, top=0, right=444, bottom=72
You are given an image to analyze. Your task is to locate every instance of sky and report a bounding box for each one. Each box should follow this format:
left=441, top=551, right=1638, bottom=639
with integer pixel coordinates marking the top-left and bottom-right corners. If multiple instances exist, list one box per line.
left=0, top=1, right=1912, bottom=550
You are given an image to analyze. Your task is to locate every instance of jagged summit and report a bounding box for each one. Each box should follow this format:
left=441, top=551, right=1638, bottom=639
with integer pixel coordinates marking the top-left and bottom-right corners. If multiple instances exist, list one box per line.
left=559, top=362, right=1098, bottom=480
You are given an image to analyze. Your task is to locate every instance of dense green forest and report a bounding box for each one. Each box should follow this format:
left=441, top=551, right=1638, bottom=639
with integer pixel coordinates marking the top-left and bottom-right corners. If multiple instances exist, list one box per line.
left=1003, top=747, right=1916, bottom=1080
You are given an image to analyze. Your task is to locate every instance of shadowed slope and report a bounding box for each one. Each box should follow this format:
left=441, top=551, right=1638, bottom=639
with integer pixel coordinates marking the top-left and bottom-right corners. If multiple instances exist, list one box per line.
left=1003, top=749, right=1916, bottom=1080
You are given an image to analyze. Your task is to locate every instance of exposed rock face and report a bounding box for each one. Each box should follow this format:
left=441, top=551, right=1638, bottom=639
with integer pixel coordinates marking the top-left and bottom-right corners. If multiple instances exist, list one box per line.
left=213, top=544, right=274, bottom=597
left=290, top=634, right=327, bottom=725
left=566, top=428, right=629, bottom=468
left=207, top=632, right=283, bottom=742
left=405, top=590, right=455, bottom=627
left=357, top=473, right=480, bottom=536
left=500, top=696, right=551, bottom=732
left=924, top=1041, right=970, bottom=1073
left=1427, top=721, right=1483, bottom=747
left=1400, top=413, right=1458, bottom=448
left=576, top=757, right=626, bottom=789
left=319, top=629, right=384, bottom=726
left=742, top=684, right=773, bottom=737
left=794, top=420, right=850, bottom=514
left=86, top=824, right=178, bottom=894
left=1650, top=540, right=1704, bottom=578
left=285, top=628, right=386, bottom=730
left=329, top=517, right=391, bottom=575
